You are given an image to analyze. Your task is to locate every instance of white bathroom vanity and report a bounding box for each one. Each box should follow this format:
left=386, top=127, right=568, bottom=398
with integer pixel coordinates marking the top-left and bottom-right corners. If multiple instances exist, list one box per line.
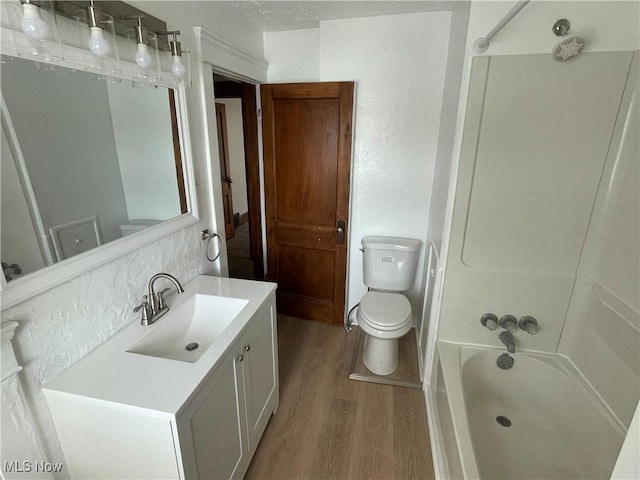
left=44, top=275, right=278, bottom=479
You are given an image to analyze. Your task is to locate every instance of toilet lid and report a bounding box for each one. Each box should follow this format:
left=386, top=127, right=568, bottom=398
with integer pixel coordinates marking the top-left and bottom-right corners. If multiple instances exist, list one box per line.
left=359, top=291, right=411, bottom=329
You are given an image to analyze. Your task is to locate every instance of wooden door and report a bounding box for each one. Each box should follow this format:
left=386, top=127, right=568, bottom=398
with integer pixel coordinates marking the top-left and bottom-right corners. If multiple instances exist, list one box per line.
left=215, top=103, right=235, bottom=239
left=261, top=82, right=354, bottom=324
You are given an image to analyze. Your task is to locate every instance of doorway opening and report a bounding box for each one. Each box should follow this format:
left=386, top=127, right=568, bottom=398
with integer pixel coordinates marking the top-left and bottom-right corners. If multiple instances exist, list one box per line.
left=213, top=73, right=264, bottom=280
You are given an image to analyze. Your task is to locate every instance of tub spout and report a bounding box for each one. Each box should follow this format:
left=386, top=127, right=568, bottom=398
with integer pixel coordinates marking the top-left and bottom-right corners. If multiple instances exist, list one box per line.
left=499, top=331, right=516, bottom=353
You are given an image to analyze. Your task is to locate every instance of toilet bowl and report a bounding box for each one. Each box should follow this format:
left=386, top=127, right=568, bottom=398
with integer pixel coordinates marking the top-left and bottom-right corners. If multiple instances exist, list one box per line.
left=357, top=291, right=413, bottom=376
left=357, top=235, right=421, bottom=376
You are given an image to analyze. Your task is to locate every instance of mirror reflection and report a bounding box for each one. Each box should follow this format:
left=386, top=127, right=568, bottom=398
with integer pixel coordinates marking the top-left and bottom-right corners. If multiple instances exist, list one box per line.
left=1, top=55, right=187, bottom=282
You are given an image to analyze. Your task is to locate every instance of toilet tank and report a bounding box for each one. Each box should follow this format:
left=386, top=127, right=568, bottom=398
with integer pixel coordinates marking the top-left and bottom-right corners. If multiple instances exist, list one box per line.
left=362, top=236, right=421, bottom=291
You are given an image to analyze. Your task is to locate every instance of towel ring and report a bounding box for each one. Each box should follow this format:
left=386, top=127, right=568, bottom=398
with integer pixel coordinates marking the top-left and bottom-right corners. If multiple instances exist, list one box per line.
left=200, top=229, right=222, bottom=262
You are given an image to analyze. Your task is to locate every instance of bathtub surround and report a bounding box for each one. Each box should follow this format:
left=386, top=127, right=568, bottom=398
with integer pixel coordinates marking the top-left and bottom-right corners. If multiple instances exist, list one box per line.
left=433, top=50, right=639, bottom=479
left=558, top=51, right=640, bottom=427
left=425, top=1, right=640, bottom=477
left=438, top=51, right=633, bottom=352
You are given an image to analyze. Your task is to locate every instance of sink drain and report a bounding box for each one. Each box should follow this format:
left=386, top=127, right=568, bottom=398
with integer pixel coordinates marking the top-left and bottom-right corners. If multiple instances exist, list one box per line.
left=496, top=416, right=512, bottom=427
left=185, top=342, right=200, bottom=352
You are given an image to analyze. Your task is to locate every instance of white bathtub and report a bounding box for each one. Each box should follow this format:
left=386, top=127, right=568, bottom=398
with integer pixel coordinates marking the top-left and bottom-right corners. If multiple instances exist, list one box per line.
left=437, top=341, right=626, bottom=479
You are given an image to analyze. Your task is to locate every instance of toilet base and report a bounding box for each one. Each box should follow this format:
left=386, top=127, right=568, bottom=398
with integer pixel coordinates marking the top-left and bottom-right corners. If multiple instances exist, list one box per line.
left=362, top=335, right=399, bottom=376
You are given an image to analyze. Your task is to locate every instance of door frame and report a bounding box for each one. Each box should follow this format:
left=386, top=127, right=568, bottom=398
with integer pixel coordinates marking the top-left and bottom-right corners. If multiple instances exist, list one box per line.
left=213, top=77, right=265, bottom=279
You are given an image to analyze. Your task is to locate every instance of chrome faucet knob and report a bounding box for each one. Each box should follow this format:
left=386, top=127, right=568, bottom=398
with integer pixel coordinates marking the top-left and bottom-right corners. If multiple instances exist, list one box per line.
left=499, top=315, right=518, bottom=333
left=519, top=316, right=539, bottom=334
left=156, top=287, right=171, bottom=310
left=133, top=295, right=151, bottom=325
left=481, top=313, right=499, bottom=330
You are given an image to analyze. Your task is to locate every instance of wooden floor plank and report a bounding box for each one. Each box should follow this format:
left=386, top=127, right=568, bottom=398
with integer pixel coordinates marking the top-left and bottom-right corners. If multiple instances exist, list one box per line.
left=245, top=316, right=434, bottom=480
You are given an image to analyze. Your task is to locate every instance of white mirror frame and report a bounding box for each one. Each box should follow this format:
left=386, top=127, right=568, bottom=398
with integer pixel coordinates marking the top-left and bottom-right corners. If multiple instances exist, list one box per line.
left=0, top=26, right=199, bottom=310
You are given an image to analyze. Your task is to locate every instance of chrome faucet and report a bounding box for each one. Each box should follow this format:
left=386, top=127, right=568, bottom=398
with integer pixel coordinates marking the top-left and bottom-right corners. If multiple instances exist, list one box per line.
left=134, top=273, right=184, bottom=326
left=499, top=331, right=516, bottom=353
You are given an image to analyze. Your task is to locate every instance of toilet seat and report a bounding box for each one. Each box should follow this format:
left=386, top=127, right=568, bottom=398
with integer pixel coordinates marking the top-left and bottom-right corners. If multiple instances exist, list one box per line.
left=358, top=291, right=412, bottom=331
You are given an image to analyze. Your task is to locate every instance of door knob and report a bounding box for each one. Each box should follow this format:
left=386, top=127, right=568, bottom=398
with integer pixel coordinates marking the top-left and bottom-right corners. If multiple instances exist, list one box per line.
left=337, top=220, right=346, bottom=244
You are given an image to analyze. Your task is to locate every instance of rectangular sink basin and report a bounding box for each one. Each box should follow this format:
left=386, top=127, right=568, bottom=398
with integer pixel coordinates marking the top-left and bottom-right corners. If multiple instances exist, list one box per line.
left=127, top=294, right=249, bottom=363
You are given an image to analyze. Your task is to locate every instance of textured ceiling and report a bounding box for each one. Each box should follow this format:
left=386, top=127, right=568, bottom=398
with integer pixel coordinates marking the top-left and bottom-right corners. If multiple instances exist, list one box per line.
left=215, top=1, right=459, bottom=32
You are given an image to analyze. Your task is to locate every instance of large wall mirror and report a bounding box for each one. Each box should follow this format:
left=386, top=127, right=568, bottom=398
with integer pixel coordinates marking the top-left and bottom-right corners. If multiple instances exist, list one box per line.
left=1, top=53, right=197, bottom=307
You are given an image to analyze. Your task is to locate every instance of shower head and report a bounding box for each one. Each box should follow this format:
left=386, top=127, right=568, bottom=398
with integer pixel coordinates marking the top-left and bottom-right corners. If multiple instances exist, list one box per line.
left=551, top=19, right=585, bottom=62
left=552, top=34, right=586, bottom=62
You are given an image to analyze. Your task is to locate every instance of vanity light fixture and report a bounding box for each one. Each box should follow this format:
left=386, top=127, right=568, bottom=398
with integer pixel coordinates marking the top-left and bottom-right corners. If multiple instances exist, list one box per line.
left=20, top=0, right=48, bottom=41
left=72, top=0, right=119, bottom=72
left=156, top=30, right=186, bottom=80
left=123, top=15, right=160, bottom=80
left=123, top=16, right=151, bottom=68
left=85, top=0, right=111, bottom=57
left=13, top=0, right=63, bottom=60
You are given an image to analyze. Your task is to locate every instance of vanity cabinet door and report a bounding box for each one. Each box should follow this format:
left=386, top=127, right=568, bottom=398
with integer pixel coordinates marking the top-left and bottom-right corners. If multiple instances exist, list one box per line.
left=240, top=300, right=279, bottom=451
left=176, top=348, right=249, bottom=480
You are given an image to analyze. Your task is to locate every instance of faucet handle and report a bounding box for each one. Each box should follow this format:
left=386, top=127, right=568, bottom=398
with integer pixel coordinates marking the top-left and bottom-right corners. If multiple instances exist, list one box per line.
left=499, top=315, right=518, bottom=333
left=481, top=313, right=499, bottom=330
left=157, top=287, right=171, bottom=310
left=133, top=295, right=151, bottom=325
left=519, top=316, right=539, bottom=334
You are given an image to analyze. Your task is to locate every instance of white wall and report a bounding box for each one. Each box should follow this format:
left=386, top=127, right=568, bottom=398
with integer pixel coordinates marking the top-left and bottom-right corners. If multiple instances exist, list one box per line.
left=1, top=2, right=265, bottom=473
left=264, top=12, right=451, bottom=320
left=264, top=28, right=319, bottom=82
left=107, top=82, right=181, bottom=221
left=216, top=98, right=248, bottom=216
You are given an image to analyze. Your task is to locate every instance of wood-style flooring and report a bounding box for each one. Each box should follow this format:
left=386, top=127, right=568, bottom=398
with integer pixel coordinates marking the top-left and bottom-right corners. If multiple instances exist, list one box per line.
left=227, top=222, right=255, bottom=280
left=245, top=316, right=434, bottom=480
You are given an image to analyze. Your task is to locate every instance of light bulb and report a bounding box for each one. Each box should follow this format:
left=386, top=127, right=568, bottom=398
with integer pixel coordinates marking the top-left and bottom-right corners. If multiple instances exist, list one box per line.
left=134, top=43, right=152, bottom=68
left=21, top=3, right=49, bottom=41
left=171, top=55, right=186, bottom=78
left=88, top=26, right=111, bottom=57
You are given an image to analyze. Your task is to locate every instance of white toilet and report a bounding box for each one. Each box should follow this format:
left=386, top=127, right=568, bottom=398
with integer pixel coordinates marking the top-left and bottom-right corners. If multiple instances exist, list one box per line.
left=357, top=236, right=421, bottom=376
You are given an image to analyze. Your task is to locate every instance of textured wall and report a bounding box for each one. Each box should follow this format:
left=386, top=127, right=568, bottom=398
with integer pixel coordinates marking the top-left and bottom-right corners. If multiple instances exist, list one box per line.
left=2, top=225, right=205, bottom=469
left=318, top=13, right=450, bottom=321
left=263, top=12, right=452, bottom=322
left=264, top=28, right=320, bottom=82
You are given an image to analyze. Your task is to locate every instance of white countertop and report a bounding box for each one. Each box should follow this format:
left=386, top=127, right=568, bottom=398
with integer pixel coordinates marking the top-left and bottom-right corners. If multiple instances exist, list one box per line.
left=44, top=275, right=276, bottom=416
